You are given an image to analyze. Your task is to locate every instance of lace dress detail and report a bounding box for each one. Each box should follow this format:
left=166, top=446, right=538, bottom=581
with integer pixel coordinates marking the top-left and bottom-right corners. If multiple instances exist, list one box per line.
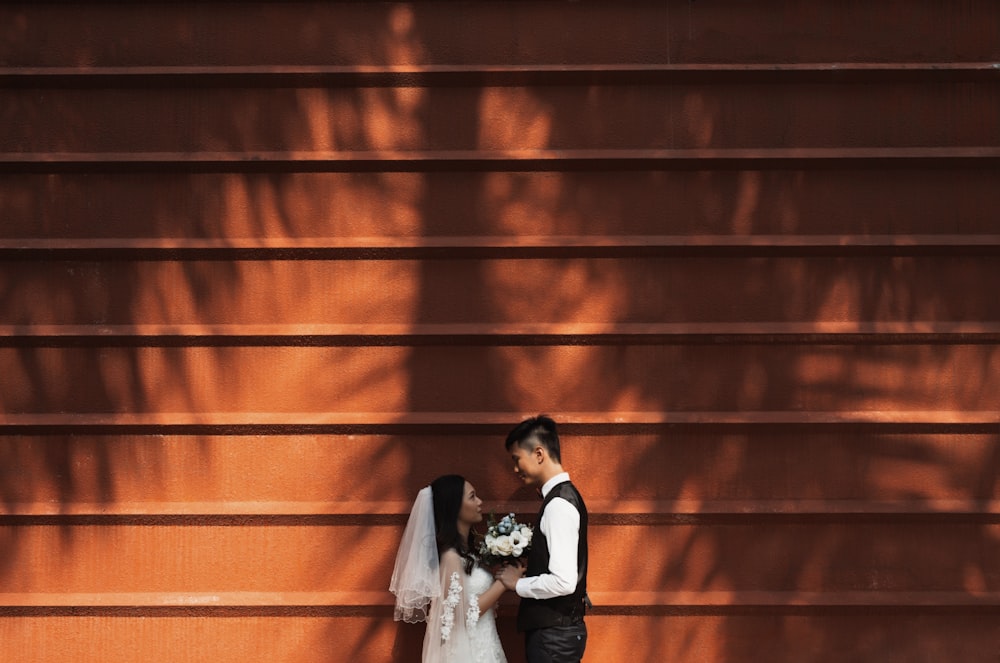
left=439, top=572, right=463, bottom=642
left=464, top=565, right=507, bottom=663
left=425, top=552, right=507, bottom=663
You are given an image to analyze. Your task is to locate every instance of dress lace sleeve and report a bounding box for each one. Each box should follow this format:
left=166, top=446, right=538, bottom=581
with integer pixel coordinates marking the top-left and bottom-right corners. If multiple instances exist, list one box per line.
left=440, top=570, right=463, bottom=642
left=438, top=550, right=466, bottom=643
left=466, top=590, right=481, bottom=628
left=422, top=550, right=476, bottom=662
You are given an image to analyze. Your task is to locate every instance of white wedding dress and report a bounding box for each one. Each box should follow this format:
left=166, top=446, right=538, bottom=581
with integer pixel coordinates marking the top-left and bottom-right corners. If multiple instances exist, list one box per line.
left=422, top=549, right=507, bottom=663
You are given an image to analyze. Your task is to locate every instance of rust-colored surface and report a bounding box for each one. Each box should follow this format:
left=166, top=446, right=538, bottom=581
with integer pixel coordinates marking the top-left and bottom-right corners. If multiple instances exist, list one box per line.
left=3, top=345, right=1000, bottom=413
left=5, top=431, right=998, bottom=507
left=2, top=614, right=1000, bottom=663
left=3, top=2, right=999, bottom=66
left=3, top=521, right=999, bottom=594
left=2, top=2, right=1000, bottom=662
left=5, top=81, right=999, bottom=152
left=3, top=170, right=1000, bottom=238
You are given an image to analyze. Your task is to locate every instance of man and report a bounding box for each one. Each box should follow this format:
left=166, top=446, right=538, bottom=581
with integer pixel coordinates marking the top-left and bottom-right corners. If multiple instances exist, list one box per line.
left=499, top=415, right=589, bottom=663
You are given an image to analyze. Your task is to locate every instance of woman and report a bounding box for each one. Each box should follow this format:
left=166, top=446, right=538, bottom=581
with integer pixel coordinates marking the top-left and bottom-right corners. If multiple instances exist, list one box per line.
left=391, top=475, right=524, bottom=663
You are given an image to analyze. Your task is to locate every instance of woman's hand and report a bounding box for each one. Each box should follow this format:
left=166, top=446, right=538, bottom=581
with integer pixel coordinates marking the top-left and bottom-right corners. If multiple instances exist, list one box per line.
left=497, top=563, right=526, bottom=591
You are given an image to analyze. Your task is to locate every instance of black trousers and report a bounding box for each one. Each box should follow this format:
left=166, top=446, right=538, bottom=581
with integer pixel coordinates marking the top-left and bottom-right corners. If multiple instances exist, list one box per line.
left=524, top=621, right=587, bottom=663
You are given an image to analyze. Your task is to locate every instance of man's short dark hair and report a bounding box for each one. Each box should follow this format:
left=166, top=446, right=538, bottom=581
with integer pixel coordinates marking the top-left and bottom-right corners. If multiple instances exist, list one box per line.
left=505, top=414, right=561, bottom=463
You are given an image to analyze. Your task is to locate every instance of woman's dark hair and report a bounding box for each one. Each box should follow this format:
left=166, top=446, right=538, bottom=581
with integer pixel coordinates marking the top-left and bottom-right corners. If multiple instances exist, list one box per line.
left=430, top=474, right=477, bottom=574
left=505, top=414, right=561, bottom=463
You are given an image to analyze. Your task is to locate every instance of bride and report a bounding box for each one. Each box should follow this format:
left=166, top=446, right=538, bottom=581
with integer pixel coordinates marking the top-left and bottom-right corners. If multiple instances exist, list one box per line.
left=391, top=474, right=524, bottom=662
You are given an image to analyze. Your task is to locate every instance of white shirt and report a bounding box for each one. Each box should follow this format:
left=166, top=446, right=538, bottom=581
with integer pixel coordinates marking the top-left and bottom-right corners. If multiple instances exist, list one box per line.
left=515, top=472, right=581, bottom=600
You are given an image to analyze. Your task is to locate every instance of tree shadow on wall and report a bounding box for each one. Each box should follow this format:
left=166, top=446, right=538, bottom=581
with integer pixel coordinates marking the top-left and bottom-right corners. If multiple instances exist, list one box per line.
left=3, top=3, right=1000, bottom=663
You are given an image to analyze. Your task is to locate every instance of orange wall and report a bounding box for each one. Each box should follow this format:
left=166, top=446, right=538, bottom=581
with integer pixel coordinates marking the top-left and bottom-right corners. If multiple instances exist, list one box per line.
left=2, top=2, right=1000, bottom=661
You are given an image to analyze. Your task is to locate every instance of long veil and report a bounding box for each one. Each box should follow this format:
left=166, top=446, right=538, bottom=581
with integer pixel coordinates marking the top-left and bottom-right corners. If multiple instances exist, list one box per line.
left=390, top=486, right=439, bottom=623
left=390, top=486, right=478, bottom=662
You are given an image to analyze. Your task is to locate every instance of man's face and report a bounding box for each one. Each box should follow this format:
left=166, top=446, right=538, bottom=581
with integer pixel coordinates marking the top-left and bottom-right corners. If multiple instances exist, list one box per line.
left=510, top=441, right=543, bottom=486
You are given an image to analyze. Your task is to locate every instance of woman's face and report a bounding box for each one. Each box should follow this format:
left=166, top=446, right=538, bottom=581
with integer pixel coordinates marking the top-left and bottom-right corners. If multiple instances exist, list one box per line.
left=458, top=481, right=483, bottom=526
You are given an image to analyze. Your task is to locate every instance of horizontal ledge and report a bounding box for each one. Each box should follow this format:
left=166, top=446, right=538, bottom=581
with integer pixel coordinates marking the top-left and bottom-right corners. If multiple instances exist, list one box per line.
left=3, top=500, right=998, bottom=523
left=1, top=411, right=998, bottom=435
left=3, top=322, right=1000, bottom=347
left=2, top=148, right=998, bottom=173
left=595, top=591, right=1000, bottom=609
left=1, top=235, right=998, bottom=260
left=1, top=591, right=997, bottom=616
left=2, top=63, right=997, bottom=87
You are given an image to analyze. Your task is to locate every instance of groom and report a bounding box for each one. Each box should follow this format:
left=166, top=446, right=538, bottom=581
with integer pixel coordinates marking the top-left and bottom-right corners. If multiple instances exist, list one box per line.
left=499, top=415, right=589, bottom=663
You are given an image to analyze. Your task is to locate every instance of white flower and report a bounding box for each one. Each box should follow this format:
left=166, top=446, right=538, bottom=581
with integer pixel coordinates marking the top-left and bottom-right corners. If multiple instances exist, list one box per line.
left=494, top=535, right=514, bottom=556
left=480, top=513, right=534, bottom=563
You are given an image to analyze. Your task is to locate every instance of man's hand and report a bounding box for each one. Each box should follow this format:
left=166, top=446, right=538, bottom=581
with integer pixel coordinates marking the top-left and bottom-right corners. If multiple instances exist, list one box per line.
left=497, top=563, right=526, bottom=591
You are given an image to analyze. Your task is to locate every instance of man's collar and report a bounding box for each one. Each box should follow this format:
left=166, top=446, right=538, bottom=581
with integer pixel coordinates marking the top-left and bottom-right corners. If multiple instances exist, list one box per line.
left=540, top=472, right=570, bottom=498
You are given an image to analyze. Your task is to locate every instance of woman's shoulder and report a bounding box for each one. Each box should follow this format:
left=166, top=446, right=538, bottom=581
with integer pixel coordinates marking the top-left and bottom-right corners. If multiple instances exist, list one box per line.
left=440, top=547, right=464, bottom=562
left=439, top=547, right=472, bottom=573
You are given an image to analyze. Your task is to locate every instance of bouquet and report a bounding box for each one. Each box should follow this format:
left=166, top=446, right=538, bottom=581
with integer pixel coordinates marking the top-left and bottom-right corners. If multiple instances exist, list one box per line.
left=479, top=512, right=533, bottom=567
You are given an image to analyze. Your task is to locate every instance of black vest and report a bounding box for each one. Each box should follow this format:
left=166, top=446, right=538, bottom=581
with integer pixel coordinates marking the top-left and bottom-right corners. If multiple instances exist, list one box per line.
left=517, top=481, right=588, bottom=632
